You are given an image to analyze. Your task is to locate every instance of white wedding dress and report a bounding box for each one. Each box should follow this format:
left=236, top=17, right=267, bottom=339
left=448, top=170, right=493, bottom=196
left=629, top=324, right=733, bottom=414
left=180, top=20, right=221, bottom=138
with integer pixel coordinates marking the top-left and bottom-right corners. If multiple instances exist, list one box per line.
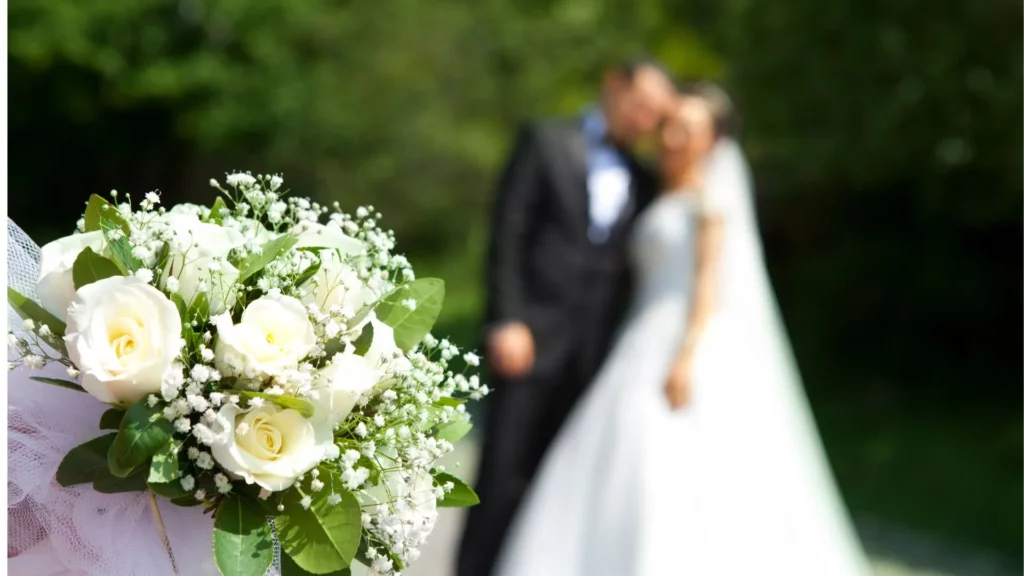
left=493, top=140, right=872, bottom=576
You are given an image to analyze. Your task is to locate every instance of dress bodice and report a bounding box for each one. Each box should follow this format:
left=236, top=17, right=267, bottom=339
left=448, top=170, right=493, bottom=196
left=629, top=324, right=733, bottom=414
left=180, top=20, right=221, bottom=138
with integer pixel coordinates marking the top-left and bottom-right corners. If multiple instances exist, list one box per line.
left=628, top=192, right=702, bottom=305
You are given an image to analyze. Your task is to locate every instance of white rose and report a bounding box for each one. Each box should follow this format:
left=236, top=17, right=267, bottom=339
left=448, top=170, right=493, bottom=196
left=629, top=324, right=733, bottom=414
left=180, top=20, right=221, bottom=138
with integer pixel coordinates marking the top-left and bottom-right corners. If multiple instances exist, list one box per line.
left=162, top=212, right=245, bottom=315
left=364, top=315, right=412, bottom=375
left=293, top=222, right=364, bottom=253
left=163, top=211, right=245, bottom=257
left=214, top=293, right=316, bottom=380
left=301, top=251, right=375, bottom=314
left=212, top=402, right=332, bottom=491
left=164, top=254, right=239, bottom=315
left=65, top=276, right=183, bottom=404
left=36, top=231, right=106, bottom=319
left=311, top=352, right=385, bottom=424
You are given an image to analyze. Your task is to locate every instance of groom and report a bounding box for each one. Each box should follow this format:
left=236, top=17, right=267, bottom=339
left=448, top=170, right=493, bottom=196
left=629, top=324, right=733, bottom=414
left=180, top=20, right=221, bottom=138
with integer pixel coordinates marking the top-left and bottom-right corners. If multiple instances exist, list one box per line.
left=459, top=59, right=676, bottom=576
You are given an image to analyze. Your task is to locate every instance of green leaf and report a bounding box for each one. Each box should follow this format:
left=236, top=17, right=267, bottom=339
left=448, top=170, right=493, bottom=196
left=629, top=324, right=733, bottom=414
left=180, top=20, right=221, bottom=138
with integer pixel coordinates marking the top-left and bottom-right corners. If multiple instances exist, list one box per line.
left=56, top=433, right=116, bottom=487
left=433, top=397, right=467, bottom=408
left=276, top=469, right=361, bottom=574
left=148, top=439, right=182, bottom=483
left=208, top=196, right=229, bottom=224
left=213, top=496, right=274, bottom=576
left=239, top=391, right=316, bottom=418
left=352, top=321, right=374, bottom=356
left=280, top=552, right=351, bottom=576
left=187, top=291, right=210, bottom=323
left=373, top=278, right=445, bottom=351
left=8, top=287, right=66, bottom=338
left=29, top=376, right=86, bottom=393
left=170, top=293, right=189, bottom=320
left=433, top=472, right=480, bottom=507
left=108, top=399, right=173, bottom=478
left=72, top=247, right=123, bottom=289
left=93, top=467, right=148, bottom=494
left=149, top=479, right=191, bottom=499
left=292, top=259, right=321, bottom=289
left=100, top=408, right=125, bottom=430
left=84, top=194, right=130, bottom=234
left=238, top=234, right=298, bottom=283
left=435, top=420, right=472, bottom=443
left=169, top=495, right=202, bottom=507
left=101, top=216, right=140, bottom=273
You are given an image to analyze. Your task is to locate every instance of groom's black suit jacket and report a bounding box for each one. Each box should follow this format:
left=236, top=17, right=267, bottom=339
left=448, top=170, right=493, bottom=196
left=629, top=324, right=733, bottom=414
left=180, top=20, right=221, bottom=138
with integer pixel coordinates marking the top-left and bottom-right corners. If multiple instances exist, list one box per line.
left=459, top=117, right=657, bottom=576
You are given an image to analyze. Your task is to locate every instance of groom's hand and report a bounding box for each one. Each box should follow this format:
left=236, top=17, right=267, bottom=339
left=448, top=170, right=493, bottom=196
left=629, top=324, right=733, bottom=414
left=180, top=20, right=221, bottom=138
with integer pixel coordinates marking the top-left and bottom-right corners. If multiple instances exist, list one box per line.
left=488, top=322, right=535, bottom=379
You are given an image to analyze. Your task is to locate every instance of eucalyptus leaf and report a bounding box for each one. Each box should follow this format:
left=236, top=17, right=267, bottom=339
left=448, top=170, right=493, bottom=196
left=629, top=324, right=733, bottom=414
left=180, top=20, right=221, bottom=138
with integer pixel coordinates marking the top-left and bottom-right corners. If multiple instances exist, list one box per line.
left=433, top=472, right=480, bottom=508
left=238, top=234, right=298, bottom=283
left=72, top=247, right=123, bottom=289
left=108, top=399, right=173, bottom=478
left=213, top=496, right=274, bottom=576
left=56, top=433, right=116, bottom=487
left=239, top=391, right=316, bottom=418
left=373, top=278, right=445, bottom=351
left=8, top=287, right=66, bottom=339
left=30, top=376, right=85, bottom=393
left=275, top=469, right=361, bottom=574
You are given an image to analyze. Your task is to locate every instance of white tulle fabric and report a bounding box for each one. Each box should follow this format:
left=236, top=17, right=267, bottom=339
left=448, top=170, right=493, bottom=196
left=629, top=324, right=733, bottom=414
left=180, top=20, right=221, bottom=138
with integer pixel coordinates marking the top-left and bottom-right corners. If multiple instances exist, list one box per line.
left=494, top=140, right=872, bottom=575
left=6, top=222, right=234, bottom=576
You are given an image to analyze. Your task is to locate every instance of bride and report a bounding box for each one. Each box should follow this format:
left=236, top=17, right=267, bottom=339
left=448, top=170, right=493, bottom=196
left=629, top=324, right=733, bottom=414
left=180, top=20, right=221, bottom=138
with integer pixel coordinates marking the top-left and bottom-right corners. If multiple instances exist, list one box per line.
left=493, top=83, right=872, bottom=575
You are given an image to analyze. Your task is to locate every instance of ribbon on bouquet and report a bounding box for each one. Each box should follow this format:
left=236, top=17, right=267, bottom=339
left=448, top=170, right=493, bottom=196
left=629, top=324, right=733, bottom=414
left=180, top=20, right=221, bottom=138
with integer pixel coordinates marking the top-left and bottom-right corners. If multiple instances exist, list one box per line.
left=147, top=490, right=181, bottom=576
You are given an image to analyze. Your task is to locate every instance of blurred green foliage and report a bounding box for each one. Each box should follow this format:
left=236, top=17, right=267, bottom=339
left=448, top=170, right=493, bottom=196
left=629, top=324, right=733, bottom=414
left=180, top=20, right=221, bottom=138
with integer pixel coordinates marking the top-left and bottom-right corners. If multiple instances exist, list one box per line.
left=8, top=0, right=1021, bottom=563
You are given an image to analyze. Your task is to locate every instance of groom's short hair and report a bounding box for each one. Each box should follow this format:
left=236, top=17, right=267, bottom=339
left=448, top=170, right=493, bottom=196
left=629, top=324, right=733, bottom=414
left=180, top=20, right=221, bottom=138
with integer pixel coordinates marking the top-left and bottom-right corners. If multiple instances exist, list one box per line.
left=616, top=57, right=674, bottom=83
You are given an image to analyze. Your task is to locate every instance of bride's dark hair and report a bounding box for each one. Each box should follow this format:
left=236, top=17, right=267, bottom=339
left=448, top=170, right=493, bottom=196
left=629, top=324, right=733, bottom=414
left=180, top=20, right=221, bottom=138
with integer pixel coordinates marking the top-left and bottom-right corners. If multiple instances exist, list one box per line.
left=676, top=79, right=740, bottom=138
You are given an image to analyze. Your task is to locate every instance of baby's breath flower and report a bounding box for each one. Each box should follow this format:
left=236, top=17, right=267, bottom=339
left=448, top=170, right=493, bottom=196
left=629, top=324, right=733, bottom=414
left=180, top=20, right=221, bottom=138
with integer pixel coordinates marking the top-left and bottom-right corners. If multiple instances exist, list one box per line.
left=180, top=475, right=195, bottom=491
left=214, top=473, right=232, bottom=494
left=327, top=493, right=342, bottom=506
left=299, top=496, right=313, bottom=510
left=195, top=451, right=215, bottom=470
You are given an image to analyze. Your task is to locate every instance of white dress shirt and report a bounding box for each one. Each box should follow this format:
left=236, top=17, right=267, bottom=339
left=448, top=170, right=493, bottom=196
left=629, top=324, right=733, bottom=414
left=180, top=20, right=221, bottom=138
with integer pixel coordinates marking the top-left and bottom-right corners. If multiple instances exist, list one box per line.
left=581, top=109, right=632, bottom=243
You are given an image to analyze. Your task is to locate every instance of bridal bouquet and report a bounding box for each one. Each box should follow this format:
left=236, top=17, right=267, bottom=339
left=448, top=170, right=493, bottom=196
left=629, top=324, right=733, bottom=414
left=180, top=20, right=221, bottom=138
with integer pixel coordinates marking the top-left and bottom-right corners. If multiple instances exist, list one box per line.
left=7, top=174, right=487, bottom=576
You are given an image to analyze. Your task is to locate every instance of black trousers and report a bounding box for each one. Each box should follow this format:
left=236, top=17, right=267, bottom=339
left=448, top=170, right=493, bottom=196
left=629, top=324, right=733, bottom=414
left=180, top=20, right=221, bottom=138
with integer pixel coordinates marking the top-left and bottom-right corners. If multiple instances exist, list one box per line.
left=457, top=337, right=607, bottom=576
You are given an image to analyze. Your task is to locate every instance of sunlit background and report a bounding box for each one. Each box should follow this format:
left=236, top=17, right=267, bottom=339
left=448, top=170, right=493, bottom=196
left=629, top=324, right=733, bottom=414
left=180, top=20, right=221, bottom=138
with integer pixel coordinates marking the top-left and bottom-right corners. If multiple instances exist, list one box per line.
left=8, top=1, right=1022, bottom=574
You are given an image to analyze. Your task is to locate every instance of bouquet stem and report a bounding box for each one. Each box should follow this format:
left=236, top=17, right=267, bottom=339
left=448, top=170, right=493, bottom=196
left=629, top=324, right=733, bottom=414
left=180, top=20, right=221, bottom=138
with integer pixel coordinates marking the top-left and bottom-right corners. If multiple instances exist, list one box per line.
left=147, top=490, right=180, bottom=576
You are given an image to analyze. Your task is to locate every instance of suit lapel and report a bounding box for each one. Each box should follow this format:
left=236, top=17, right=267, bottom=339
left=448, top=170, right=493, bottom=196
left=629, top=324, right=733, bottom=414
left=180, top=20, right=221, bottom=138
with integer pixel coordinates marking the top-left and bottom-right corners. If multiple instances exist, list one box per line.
left=546, top=120, right=590, bottom=238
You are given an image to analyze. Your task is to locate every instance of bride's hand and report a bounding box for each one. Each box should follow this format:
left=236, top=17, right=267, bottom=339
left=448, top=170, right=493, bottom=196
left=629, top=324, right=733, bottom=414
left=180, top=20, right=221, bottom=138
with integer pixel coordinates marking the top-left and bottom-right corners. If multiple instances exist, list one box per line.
left=665, top=356, right=694, bottom=410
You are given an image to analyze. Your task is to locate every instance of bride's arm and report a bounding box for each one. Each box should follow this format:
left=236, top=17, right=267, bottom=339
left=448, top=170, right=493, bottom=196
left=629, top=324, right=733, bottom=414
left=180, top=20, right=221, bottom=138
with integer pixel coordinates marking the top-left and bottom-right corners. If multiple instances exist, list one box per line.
left=666, top=210, right=724, bottom=409
left=681, top=213, right=724, bottom=360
